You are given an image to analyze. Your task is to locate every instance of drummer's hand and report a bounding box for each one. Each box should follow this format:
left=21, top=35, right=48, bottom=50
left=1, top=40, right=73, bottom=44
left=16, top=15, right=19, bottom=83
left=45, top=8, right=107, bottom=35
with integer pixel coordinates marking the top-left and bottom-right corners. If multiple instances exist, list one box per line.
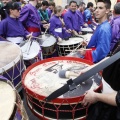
left=73, top=30, right=79, bottom=36
left=84, top=23, right=88, bottom=27
left=43, top=23, right=50, bottom=29
left=78, top=31, right=82, bottom=35
left=58, top=37, right=62, bottom=42
left=82, top=40, right=87, bottom=46
left=79, top=48, right=86, bottom=56
left=41, top=20, right=47, bottom=24
left=26, top=33, right=33, bottom=39
left=66, top=29, right=72, bottom=33
left=81, top=90, right=98, bottom=107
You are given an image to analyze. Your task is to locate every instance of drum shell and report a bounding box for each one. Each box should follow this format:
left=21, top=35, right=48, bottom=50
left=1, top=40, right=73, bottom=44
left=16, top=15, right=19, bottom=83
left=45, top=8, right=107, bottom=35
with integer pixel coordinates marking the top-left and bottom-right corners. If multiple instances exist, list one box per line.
left=0, top=41, right=25, bottom=91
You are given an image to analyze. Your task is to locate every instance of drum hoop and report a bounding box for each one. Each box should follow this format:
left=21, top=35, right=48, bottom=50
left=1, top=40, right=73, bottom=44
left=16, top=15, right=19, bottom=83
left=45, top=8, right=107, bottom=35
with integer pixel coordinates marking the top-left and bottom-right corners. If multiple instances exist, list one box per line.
left=0, top=41, right=22, bottom=73
left=57, top=37, right=83, bottom=46
left=0, top=77, right=17, bottom=120
left=21, top=40, right=40, bottom=60
left=22, top=57, right=96, bottom=103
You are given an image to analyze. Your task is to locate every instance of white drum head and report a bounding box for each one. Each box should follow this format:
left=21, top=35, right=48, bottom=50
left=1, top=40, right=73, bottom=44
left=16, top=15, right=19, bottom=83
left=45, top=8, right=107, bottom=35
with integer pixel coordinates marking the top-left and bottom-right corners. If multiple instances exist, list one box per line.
left=23, top=59, right=90, bottom=98
left=0, top=81, right=16, bottom=120
left=57, top=37, right=83, bottom=45
left=20, top=40, right=40, bottom=60
left=0, top=41, right=21, bottom=73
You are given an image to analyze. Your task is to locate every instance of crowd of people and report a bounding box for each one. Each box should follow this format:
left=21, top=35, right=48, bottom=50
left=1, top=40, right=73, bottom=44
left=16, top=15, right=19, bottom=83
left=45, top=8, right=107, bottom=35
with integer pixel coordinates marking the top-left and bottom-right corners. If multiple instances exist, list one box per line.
left=0, top=0, right=120, bottom=119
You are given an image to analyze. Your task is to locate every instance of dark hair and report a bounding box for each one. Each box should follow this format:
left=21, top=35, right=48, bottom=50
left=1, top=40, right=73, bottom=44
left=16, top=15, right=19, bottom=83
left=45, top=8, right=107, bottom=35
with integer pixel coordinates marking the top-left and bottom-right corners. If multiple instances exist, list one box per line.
left=69, top=1, right=77, bottom=6
left=79, top=2, right=85, bottom=7
left=114, top=2, right=120, bottom=14
left=87, top=2, right=93, bottom=8
left=65, top=4, right=69, bottom=9
left=6, top=1, right=20, bottom=14
left=49, top=1, right=55, bottom=7
left=42, top=1, right=49, bottom=6
left=96, top=0, right=111, bottom=9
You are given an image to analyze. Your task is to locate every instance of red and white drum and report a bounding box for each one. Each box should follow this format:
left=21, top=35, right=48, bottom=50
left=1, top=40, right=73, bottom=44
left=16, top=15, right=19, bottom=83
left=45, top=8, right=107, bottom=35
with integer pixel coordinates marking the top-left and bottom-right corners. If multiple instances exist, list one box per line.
left=22, top=57, right=102, bottom=120
left=0, top=76, right=28, bottom=120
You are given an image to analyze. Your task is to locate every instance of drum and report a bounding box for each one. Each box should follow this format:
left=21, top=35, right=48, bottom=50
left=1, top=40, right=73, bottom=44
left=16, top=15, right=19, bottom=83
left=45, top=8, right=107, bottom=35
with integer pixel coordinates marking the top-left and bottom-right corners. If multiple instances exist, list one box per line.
left=0, top=76, right=29, bottom=120
left=37, top=34, right=57, bottom=56
left=57, top=37, right=83, bottom=56
left=22, top=57, right=102, bottom=120
left=20, top=40, right=41, bottom=61
left=0, top=41, right=25, bottom=91
left=81, top=27, right=94, bottom=33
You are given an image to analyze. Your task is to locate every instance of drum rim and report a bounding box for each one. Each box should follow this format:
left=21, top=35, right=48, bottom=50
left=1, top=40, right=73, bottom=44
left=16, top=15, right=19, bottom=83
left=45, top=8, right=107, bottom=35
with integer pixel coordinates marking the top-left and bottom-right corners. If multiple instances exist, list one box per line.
left=0, top=76, right=17, bottom=120
left=0, top=41, right=22, bottom=73
left=22, top=57, right=101, bottom=103
left=20, top=40, right=40, bottom=60
left=57, top=37, right=83, bottom=45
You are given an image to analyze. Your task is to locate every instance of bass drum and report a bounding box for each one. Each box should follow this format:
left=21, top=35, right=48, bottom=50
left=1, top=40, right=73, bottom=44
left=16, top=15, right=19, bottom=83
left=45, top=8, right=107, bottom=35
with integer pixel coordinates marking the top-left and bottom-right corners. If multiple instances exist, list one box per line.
left=22, top=57, right=102, bottom=120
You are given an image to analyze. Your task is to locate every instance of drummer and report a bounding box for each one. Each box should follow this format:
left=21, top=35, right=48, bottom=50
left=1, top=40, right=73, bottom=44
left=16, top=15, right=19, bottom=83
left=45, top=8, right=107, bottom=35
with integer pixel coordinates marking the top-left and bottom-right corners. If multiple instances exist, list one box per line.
left=79, top=0, right=112, bottom=63
left=49, top=6, right=72, bottom=42
left=19, top=0, right=49, bottom=37
left=63, top=1, right=82, bottom=36
left=0, top=1, right=32, bottom=44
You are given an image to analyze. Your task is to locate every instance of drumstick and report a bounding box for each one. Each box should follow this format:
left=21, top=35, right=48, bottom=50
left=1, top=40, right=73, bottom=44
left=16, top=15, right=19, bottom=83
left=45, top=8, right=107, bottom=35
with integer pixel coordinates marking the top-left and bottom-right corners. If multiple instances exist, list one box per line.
left=32, top=36, right=42, bottom=40
left=65, top=49, right=92, bottom=52
left=27, top=40, right=33, bottom=55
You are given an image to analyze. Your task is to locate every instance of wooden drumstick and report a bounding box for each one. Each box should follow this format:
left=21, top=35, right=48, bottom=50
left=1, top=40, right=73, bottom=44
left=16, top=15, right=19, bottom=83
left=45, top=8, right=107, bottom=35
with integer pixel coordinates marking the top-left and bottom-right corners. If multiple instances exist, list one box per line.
left=65, top=49, right=92, bottom=52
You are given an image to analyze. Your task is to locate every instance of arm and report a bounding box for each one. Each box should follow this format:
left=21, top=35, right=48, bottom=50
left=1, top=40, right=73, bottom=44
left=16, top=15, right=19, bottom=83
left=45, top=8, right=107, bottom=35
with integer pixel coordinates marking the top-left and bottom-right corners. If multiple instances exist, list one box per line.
left=63, top=13, right=73, bottom=31
left=0, top=20, right=7, bottom=37
left=82, top=90, right=117, bottom=106
left=49, top=18, right=59, bottom=38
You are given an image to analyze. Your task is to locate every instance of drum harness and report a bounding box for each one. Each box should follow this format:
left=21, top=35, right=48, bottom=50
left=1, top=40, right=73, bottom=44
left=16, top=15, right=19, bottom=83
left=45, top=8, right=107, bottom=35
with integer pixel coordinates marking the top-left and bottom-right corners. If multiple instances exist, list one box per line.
left=45, top=51, right=120, bottom=102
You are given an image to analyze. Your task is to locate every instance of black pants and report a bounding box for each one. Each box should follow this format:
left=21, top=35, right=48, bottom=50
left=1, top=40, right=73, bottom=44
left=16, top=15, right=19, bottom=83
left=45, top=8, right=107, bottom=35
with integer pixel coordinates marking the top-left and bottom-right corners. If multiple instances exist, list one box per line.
left=86, top=102, right=120, bottom=120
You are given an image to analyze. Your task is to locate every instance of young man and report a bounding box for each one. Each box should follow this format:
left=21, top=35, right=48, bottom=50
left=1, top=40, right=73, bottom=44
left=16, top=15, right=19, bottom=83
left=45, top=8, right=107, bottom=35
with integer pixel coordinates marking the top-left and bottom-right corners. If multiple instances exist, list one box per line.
left=110, top=2, right=120, bottom=52
left=79, top=0, right=112, bottom=63
left=83, top=2, right=93, bottom=25
left=76, top=2, right=86, bottom=27
left=63, top=1, right=82, bottom=36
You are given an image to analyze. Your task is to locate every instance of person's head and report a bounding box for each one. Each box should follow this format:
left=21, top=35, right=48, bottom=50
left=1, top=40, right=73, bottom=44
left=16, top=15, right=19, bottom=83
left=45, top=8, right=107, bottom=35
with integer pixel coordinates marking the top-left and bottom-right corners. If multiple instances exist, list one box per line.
left=48, top=1, right=55, bottom=10
left=41, top=0, right=49, bottom=10
left=2, top=0, right=12, bottom=6
left=65, top=4, right=69, bottom=10
left=87, top=2, right=93, bottom=11
left=29, top=0, right=38, bottom=6
left=54, top=6, right=63, bottom=16
left=95, top=0, right=111, bottom=22
left=69, top=1, right=77, bottom=12
left=78, top=2, right=85, bottom=12
left=6, top=1, right=21, bottom=18
left=113, top=2, right=120, bottom=16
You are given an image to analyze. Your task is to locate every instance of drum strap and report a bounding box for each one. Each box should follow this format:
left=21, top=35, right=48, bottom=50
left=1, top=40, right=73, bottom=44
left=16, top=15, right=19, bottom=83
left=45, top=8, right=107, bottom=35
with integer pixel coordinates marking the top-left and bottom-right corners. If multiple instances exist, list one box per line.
left=45, top=51, right=120, bottom=102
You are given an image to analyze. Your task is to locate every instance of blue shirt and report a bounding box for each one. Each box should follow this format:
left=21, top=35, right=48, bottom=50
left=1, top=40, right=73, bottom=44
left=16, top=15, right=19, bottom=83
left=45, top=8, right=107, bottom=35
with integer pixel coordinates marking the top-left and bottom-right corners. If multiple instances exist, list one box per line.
left=87, top=21, right=112, bottom=63
left=84, top=9, right=92, bottom=22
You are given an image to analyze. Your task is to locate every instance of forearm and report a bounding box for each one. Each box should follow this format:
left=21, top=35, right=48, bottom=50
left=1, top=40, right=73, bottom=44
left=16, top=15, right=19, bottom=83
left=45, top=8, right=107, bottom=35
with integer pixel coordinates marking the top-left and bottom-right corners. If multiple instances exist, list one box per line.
left=96, top=92, right=117, bottom=106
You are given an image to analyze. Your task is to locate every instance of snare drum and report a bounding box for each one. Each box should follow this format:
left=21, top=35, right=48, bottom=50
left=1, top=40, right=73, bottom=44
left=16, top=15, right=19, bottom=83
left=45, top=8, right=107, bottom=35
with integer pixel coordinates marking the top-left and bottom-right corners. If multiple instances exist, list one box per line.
left=0, top=41, right=25, bottom=91
left=0, top=76, right=29, bottom=120
left=22, top=57, right=102, bottom=120
left=20, top=40, right=41, bottom=61
left=57, top=37, right=83, bottom=56
left=37, top=34, right=57, bottom=56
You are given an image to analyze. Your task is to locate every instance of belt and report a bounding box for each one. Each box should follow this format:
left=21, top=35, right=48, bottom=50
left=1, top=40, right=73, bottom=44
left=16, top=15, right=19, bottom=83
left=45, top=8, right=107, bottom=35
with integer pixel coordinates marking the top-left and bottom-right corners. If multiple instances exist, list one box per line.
left=26, top=27, right=40, bottom=32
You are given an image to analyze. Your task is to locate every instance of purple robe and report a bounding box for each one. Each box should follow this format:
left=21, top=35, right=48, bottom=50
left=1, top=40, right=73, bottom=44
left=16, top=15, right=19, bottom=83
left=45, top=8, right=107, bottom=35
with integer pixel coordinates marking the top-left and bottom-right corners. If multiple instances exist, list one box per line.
left=0, top=16, right=25, bottom=38
left=76, top=10, right=84, bottom=26
left=19, top=3, right=41, bottom=37
left=47, top=8, right=52, bottom=18
left=63, top=9, right=81, bottom=32
left=110, top=16, right=120, bottom=51
left=49, top=15, right=71, bottom=39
